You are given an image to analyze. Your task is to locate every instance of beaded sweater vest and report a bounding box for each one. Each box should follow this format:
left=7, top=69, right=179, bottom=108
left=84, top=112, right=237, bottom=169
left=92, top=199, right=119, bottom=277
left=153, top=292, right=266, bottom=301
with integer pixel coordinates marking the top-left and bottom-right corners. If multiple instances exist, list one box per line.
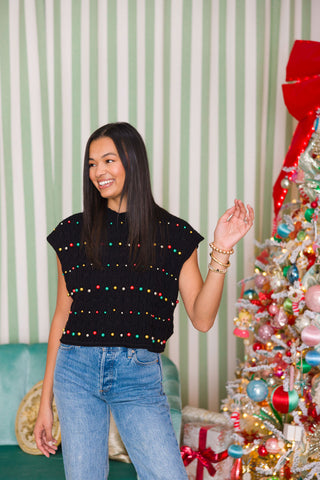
left=47, top=208, right=203, bottom=352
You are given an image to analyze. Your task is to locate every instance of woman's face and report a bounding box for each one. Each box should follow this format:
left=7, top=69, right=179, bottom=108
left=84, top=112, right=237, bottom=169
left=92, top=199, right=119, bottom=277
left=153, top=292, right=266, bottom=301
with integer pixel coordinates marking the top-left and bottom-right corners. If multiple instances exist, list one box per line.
left=88, top=136, right=127, bottom=212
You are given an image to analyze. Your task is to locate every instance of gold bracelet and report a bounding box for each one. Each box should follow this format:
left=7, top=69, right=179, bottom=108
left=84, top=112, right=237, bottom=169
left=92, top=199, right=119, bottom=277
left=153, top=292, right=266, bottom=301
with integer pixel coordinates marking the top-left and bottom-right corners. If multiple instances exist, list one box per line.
left=208, top=263, right=227, bottom=274
left=209, top=242, right=234, bottom=255
left=210, top=253, right=231, bottom=268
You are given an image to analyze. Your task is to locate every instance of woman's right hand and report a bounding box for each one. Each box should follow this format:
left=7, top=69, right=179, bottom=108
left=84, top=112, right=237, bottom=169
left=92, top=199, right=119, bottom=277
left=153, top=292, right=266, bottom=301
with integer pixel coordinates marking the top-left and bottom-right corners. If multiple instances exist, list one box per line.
left=34, top=406, right=58, bottom=457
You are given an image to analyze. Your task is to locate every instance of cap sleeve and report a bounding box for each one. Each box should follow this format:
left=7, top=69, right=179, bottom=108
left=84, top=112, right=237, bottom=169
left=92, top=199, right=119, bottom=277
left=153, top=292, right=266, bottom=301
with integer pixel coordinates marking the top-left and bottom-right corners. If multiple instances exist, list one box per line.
left=47, top=213, right=82, bottom=265
left=178, top=223, right=204, bottom=264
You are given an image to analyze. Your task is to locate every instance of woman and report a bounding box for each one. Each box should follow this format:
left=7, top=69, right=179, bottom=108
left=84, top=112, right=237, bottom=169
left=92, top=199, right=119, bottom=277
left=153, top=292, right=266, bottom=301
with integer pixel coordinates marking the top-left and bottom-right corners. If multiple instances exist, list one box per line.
left=34, top=122, right=254, bottom=479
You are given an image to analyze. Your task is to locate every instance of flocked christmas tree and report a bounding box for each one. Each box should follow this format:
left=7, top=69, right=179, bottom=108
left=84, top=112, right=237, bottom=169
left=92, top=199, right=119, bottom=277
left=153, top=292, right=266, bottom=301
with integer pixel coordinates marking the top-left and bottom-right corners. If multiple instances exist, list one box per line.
left=221, top=40, right=320, bottom=479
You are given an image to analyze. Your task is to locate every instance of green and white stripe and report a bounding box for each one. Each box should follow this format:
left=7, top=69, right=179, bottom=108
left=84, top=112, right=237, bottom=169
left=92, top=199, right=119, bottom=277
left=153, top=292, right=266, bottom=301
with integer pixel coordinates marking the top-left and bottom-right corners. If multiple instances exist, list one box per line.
left=1, top=0, right=320, bottom=410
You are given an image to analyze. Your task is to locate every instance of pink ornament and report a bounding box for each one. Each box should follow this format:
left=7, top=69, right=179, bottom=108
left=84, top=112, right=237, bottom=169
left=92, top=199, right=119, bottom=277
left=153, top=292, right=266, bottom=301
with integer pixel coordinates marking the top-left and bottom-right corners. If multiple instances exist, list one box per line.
left=258, top=323, right=274, bottom=341
left=305, top=285, right=320, bottom=312
left=255, top=274, right=267, bottom=290
left=271, top=308, right=288, bottom=329
left=268, top=303, right=279, bottom=316
left=265, top=437, right=280, bottom=454
left=301, top=325, right=320, bottom=346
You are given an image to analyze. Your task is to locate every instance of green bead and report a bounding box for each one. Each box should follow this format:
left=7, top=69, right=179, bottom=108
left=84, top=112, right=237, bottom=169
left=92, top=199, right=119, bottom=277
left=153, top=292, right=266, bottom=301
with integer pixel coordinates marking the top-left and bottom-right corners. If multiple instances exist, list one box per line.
left=305, top=208, right=315, bottom=222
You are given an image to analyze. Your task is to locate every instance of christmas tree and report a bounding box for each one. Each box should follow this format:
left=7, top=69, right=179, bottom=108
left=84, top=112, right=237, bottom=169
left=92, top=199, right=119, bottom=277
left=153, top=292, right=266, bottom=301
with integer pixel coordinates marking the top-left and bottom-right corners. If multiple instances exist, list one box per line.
left=222, top=40, right=320, bottom=479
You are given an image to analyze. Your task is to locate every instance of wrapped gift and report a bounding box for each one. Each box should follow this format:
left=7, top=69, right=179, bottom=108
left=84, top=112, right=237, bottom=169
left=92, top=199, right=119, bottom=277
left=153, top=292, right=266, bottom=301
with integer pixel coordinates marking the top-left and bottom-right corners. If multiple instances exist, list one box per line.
left=181, top=423, right=233, bottom=480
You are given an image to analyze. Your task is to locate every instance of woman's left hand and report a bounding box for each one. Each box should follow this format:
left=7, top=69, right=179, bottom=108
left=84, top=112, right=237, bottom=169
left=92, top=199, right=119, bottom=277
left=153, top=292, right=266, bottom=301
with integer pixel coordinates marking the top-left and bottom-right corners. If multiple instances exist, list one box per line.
left=213, top=199, right=254, bottom=251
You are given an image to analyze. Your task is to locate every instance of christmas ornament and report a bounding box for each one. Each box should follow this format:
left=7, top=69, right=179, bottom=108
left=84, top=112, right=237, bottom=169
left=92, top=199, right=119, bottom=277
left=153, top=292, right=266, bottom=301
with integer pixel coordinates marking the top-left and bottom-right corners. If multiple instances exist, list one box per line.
left=305, top=285, right=320, bottom=312
left=281, top=177, right=290, bottom=189
left=265, top=437, right=281, bottom=454
left=305, top=207, right=315, bottom=222
left=228, top=444, right=244, bottom=458
left=255, top=274, right=268, bottom=290
left=301, top=325, right=320, bottom=346
left=270, top=308, right=288, bottom=329
left=302, top=263, right=320, bottom=289
left=305, top=349, right=320, bottom=366
left=257, top=445, right=268, bottom=457
left=271, top=386, right=299, bottom=413
left=283, top=298, right=293, bottom=314
left=296, top=358, right=312, bottom=374
left=277, top=223, right=291, bottom=238
left=287, top=264, right=300, bottom=283
left=268, top=303, right=279, bottom=316
left=246, top=380, right=269, bottom=402
left=283, top=423, right=304, bottom=441
left=258, top=324, right=274, bottom=341
left=243, top=289, right=258, bottom=300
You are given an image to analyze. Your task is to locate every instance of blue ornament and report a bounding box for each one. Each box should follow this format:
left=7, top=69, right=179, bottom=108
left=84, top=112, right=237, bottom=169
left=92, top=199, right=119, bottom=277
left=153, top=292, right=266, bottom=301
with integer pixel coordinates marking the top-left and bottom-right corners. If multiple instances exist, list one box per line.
left=243, top=289, right=258, bottom=300
left=228, top=444, right=244, bottom=458
left=277, top=223, right=291, bottom=238
left=246, top=379, right=269, bottom=402
left=305, top=350, right=320, bottom=366
left=287, top=264, right=299, bottom=284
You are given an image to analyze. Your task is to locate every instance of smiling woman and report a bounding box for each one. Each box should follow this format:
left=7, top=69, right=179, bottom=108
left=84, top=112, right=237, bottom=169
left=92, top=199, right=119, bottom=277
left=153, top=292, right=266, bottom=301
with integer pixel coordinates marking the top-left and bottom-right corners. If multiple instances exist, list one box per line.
left=88, top=137, right=127, bottom=212
left=33, top=122, right=253, bottom=480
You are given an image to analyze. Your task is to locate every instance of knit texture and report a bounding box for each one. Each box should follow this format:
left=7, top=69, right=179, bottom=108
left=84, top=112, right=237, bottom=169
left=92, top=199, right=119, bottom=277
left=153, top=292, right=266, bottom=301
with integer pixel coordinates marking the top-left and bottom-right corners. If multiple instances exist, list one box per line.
left=47, top=208, right=203, bottom=352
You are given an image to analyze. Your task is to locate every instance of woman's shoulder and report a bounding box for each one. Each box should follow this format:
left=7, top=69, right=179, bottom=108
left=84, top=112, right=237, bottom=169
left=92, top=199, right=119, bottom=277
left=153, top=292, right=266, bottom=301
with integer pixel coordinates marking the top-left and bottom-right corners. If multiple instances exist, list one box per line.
left=56, top=212, right=83, bottom=226
left=157, top=207, right=198, bottom=232
left=47, top=212, right=83, bottom=246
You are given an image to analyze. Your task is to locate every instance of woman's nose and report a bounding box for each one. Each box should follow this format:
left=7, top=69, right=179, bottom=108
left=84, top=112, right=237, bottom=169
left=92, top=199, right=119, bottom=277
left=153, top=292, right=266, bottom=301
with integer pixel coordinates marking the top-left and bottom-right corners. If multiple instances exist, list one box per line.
left=95, top=161, right=107, bottom=177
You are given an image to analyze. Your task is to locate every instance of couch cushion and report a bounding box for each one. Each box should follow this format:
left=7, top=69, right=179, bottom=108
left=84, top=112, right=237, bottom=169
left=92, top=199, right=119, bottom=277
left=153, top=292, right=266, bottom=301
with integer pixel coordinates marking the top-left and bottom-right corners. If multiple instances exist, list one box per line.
left=0, top=344, right=47, bottom=444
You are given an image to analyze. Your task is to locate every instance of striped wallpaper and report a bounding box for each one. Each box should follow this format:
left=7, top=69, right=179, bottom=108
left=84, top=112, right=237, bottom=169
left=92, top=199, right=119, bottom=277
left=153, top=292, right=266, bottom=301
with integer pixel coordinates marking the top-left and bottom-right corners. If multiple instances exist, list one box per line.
left=1, top=0, right=320, bottom=410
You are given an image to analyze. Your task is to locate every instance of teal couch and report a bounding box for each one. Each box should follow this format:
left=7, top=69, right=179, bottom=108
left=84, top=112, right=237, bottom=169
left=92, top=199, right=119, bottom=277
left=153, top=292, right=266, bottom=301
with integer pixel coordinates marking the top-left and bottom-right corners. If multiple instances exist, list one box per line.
left=0, top=343, right=182, bottom=480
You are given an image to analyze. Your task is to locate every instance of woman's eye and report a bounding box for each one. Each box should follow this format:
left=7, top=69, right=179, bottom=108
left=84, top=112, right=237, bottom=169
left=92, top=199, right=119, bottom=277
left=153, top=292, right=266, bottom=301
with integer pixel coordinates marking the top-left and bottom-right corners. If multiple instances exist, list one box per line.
left=88, top=163, right=95, bottom=168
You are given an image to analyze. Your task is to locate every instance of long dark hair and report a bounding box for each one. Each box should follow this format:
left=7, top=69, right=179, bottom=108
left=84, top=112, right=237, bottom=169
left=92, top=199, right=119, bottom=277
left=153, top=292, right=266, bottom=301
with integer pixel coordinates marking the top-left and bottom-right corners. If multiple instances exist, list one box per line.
left=82, top=122, right=165, bottom=269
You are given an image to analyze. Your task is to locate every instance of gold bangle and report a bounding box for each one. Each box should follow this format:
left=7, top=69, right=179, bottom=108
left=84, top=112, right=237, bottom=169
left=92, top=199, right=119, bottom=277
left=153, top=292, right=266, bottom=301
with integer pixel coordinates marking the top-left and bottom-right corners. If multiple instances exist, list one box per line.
left=209, top=242, right=234, bottom=255
left=210, top=253, right=231, bottom=268
left=208, top=263, right=227, bottom=274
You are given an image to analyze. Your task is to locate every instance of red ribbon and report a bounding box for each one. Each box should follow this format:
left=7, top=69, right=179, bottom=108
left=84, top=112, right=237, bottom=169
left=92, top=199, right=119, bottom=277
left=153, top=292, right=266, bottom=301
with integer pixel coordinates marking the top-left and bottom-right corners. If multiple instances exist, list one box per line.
left=180, top=425, right=229, bottom=479
left=273, top=40, right=320, bottom=218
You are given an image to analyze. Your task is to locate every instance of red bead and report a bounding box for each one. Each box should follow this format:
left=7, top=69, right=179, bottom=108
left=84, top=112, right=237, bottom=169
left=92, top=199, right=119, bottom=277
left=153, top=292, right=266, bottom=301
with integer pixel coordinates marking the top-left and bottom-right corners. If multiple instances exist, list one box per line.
left=96, top=285, right=100, bottom=289
left=127, top=332, right=131, bottom=337
left=130, top=286, right=134, bottom=290
left=311, top=201, right=318, bottom=208
left=93, top=331, right=97, bottom=335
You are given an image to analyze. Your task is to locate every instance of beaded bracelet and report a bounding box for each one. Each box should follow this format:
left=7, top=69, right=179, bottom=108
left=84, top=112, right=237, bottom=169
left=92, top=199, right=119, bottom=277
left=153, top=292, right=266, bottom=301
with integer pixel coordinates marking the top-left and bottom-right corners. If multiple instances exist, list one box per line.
left=208, top=263, right=227, bottom=274
left=210, top=253, right=231, bottom=268
left=209, top=242, right=234, bottom=255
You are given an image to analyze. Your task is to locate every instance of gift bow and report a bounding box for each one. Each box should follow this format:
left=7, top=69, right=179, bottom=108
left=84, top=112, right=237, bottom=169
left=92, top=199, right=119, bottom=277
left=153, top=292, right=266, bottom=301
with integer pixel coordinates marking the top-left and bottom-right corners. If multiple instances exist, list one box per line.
left=273, top=40, right=320, bottom=217
left=180, top=445, right=229, bottom=477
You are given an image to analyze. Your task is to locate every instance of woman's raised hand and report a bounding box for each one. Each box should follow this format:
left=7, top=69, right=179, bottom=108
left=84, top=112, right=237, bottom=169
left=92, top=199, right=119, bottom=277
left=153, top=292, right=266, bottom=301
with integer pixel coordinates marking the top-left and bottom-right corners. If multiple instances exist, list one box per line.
left=213, top=199, right=254, bottom=251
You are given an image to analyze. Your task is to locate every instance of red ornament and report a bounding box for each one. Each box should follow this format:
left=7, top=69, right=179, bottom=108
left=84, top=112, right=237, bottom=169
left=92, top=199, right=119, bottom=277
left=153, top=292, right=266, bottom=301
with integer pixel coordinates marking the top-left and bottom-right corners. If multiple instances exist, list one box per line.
left=257, top=445, right=268, bottom=457
left=253, top=342, right=264, bottom=352
left=271, top=386, right=299, bottom=413
left=311, top=200, right=318, bottom=208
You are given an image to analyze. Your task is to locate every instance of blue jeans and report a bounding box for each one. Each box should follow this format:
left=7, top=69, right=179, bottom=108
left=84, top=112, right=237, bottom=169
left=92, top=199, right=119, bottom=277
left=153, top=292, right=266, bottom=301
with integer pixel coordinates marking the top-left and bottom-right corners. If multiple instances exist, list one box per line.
left=53, top=345, right=188, bottom=480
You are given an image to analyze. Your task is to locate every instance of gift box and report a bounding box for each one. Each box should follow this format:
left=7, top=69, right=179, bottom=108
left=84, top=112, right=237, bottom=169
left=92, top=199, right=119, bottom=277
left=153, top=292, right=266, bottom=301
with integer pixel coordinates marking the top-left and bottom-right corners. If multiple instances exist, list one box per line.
left=181, top=423, right=233, bottom=480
